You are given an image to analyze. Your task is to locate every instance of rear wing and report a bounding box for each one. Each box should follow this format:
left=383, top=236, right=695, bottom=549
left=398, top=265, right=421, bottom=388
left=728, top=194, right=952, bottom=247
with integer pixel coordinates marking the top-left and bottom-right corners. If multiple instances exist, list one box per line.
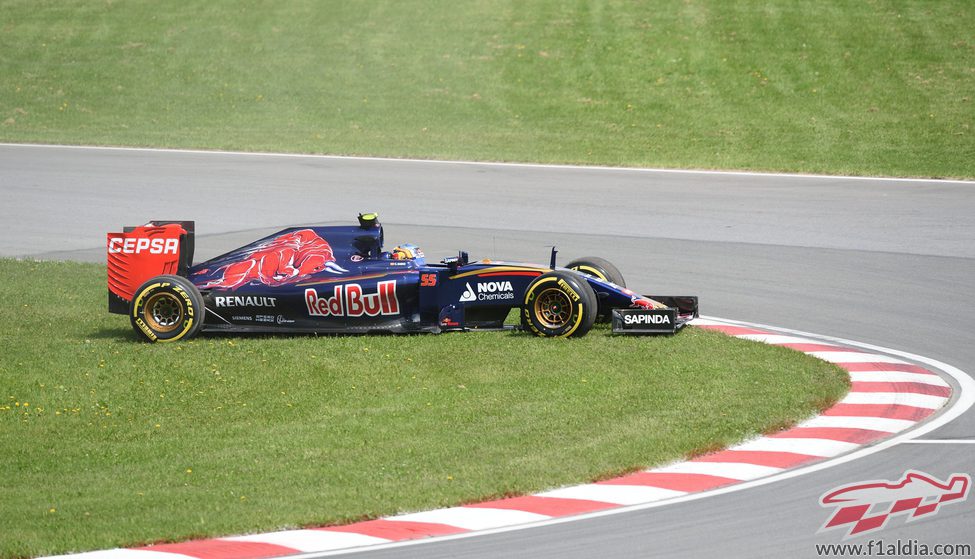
left=107, top=221, right=195, bottom=314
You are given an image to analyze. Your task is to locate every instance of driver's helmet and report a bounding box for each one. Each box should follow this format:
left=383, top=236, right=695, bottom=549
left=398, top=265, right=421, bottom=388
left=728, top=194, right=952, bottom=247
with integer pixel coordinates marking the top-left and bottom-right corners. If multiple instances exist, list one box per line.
left=391, top=243, right=424, bottom=260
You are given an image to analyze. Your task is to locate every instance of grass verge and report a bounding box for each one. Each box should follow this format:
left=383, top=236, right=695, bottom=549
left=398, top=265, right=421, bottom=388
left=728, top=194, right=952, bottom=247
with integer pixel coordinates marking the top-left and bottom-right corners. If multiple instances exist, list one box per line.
left=1, top=1, right=972, bottom=178
left=0, top=259, right=848, bottom=557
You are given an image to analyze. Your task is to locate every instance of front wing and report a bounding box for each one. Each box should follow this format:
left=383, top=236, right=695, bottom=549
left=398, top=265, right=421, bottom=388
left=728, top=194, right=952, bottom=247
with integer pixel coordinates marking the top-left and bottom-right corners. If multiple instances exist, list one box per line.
left=612, top=295, right=698, bottom=335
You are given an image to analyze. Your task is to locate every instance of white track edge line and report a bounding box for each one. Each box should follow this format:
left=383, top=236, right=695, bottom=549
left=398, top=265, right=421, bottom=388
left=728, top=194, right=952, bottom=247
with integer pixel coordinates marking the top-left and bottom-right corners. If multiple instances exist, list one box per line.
left=284, top=316, right=974, bottom=558
left=2, top=142, right=973, bottom=185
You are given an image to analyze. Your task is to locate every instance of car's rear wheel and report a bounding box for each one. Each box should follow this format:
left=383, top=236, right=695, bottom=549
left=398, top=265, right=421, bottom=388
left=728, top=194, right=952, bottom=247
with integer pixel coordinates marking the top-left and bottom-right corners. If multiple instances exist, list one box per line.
left=130, top=275, right=205, bottom=342
left=521, top=271, right=597, bottom=338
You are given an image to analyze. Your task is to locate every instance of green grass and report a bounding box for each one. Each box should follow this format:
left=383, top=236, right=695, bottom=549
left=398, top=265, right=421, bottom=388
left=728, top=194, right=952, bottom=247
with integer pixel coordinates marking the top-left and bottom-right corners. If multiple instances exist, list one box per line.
left=1, top=1, right=972, bottom=178
left=0, top=259, right=848, bottom=557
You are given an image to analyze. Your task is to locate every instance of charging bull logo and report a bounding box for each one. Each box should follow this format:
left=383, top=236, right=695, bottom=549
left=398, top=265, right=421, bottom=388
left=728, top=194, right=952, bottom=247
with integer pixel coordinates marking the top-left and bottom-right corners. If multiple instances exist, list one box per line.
left=819, top=470, right=970, bottom=538
left=202, top=229, right=348, bottom=290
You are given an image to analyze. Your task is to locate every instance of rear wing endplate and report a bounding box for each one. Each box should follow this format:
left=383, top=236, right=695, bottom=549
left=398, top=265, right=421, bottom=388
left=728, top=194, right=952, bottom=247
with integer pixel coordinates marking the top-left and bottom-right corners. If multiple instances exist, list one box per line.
left=107, top=220, right=195, bottom=314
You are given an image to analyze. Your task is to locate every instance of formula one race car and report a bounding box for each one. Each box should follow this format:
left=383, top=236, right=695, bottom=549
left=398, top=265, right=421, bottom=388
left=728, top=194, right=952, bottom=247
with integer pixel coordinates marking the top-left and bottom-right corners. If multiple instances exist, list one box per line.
left=107, top=214, right=698, bottom=342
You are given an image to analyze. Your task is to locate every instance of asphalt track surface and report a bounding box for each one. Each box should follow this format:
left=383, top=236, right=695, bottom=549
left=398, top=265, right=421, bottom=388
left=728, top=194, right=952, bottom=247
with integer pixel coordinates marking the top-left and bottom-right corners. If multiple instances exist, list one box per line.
left=2, top=144, right=973, bottom=558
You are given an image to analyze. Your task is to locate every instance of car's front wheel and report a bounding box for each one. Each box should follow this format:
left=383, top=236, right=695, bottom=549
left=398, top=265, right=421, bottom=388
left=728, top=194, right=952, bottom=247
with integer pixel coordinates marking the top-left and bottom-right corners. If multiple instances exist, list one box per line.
left=566, top=256, right=625, bottom=287
left=521, top=271, right=597, bottom=338
left=566, top=256, right=627, bottom=321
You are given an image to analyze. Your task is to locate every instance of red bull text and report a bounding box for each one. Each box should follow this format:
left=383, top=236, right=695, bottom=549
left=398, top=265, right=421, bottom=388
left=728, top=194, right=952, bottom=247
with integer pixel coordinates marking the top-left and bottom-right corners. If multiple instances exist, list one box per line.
left=305, top=281, right=400, bottom=317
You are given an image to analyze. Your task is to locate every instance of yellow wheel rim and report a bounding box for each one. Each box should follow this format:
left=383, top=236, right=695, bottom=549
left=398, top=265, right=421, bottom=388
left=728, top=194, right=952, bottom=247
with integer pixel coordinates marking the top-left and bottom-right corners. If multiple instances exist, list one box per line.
left=143, top=292, right=184, bottom=333
left=533, top=287, right=572, bottom=329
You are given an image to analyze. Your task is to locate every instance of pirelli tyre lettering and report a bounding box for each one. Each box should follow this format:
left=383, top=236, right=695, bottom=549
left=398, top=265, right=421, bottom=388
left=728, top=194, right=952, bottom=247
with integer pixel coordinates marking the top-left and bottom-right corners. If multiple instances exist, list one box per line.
left=130, top=275, right=205, bottom=342
left=521, top=271, right=597, bottom=338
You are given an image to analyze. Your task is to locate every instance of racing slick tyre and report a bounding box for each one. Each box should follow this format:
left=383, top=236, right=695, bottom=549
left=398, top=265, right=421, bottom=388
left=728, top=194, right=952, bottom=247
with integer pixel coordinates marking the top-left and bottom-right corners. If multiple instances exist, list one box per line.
left=566, top=256, right=625, bottom=287
left=521, top=271, right=598, bottom=338
left=130, top=275, right=205, bottom=343
left=566, top=256, right=626, bottom=321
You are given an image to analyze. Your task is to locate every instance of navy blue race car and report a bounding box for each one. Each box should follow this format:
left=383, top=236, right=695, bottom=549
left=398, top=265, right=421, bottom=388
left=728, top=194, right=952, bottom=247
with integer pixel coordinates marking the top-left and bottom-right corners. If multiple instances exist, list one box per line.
left=107, top=214, right=697, bottom=342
